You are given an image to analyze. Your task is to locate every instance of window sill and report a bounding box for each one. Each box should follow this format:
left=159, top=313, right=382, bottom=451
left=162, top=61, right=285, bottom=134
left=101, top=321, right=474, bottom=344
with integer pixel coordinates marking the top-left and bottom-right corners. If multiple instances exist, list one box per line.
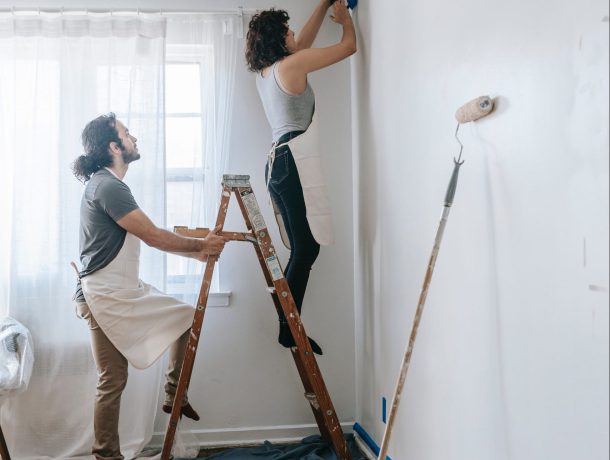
left=207, top=291, right=232, bottom=307
left=165, top=290, right=232, bottom=307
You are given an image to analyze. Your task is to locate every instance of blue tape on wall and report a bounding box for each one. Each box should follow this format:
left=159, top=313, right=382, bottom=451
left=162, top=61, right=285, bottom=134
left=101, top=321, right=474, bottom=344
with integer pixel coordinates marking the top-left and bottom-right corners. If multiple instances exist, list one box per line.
left=382, top=397, right=387, bottom=424
left=353, top=423, right=392, bottom=460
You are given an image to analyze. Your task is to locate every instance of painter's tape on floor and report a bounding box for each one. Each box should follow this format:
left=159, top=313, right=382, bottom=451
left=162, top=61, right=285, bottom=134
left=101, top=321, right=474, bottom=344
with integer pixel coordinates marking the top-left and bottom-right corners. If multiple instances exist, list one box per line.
left=176, top=434, right=366, bottom=460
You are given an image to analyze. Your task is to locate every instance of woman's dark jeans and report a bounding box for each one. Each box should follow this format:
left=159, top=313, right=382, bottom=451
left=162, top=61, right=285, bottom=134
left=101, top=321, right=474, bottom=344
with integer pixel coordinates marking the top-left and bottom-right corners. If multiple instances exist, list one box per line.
left=265, top=131, right=321, bottom=318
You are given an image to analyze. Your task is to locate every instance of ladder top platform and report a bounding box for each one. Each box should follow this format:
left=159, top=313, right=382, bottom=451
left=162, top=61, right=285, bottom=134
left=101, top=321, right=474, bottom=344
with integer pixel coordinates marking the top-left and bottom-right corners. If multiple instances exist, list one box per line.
left=222, top=175, right=251, bottom=187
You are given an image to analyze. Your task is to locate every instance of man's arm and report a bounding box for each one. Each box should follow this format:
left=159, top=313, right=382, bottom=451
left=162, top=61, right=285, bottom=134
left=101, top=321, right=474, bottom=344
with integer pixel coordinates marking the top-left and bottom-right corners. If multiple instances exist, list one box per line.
left=296, top=0, right=333, bottom=50
left=117, top=209, right=226, bottom=260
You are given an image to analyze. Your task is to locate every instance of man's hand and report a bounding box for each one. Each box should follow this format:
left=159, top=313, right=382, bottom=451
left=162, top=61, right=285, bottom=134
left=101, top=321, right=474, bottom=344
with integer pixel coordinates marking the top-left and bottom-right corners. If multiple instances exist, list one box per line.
left=195, top=226, right=228, bottom=262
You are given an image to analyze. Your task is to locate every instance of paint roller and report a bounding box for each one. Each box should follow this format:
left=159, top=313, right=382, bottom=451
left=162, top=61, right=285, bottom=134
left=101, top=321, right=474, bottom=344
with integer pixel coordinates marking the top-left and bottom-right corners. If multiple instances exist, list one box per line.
left=377, top=96, right=495, bottom=460
left=455, top=95, right=494, bottom=124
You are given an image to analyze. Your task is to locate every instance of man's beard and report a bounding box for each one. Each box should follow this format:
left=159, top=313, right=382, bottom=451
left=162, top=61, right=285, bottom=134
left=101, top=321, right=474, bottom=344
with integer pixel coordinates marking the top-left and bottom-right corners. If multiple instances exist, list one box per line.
left=121, top=148, right=141, bottom=164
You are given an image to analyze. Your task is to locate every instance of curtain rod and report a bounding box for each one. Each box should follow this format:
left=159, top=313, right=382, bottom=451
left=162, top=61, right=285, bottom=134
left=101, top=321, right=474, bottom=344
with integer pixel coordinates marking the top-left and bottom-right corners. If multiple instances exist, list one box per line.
left=0, top=6, right=259, bottom=16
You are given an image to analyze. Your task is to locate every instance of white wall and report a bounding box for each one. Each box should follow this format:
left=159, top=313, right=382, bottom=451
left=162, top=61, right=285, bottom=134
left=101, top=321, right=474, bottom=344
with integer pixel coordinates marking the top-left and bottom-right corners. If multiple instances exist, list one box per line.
left=0, top=0, right=356, bottom=448
left=352, top=1, right=609, bottom=459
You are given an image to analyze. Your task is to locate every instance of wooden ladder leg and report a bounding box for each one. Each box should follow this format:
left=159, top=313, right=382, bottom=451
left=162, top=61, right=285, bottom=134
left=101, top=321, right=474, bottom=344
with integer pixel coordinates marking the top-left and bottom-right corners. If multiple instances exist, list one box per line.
left=0, top=423, right=11, bottom=460
left=234, top=187, right=352, bottom=460
left=160, top=189, right=232, bottom=460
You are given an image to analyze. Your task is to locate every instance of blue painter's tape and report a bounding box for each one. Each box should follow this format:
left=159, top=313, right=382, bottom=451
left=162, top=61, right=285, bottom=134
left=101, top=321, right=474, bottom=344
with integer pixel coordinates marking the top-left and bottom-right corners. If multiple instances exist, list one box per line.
left=353, top=423, right=392, bottom=460
left=382, top=397, right=387, bottom=424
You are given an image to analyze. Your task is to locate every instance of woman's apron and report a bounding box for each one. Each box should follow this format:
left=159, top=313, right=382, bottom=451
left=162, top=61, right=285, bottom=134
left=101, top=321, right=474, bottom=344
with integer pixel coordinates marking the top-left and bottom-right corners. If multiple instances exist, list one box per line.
left=81, top=233, right=195, bottom=370
left=267, top=114, right=335, bottom=248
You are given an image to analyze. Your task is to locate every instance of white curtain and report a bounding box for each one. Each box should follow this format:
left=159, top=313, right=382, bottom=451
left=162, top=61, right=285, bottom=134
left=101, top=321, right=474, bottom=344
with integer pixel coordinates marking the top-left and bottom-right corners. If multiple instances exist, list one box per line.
left=0, top=12, right=167, bottom=459
left=167, top=14, right=237, bottom=228
left=165, top=15, right=238, bottom=299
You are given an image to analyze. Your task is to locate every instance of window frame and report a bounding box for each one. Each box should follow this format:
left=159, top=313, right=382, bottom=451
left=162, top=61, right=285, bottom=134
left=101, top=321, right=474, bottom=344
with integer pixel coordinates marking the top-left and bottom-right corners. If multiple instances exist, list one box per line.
left=164, top=44, right=230, bottom=307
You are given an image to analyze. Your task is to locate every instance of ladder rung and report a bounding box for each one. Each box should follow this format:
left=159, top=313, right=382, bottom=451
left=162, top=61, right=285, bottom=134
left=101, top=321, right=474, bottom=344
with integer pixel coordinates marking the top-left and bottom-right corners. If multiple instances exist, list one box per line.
left=174, top=227, right=256, bottom=243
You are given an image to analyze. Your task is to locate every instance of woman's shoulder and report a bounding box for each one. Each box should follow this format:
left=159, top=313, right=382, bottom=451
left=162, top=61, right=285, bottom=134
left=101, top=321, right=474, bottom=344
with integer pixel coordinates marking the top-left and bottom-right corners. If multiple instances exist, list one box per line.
left=261, top=61, right=280, bottom=78
left=278, top=52, right=313, bottom=77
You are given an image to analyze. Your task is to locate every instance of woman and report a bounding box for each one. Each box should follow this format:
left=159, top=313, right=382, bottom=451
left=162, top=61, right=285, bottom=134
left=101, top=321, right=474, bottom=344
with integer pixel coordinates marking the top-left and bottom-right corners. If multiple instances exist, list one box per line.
left=246, top=0, right=357, bottom=355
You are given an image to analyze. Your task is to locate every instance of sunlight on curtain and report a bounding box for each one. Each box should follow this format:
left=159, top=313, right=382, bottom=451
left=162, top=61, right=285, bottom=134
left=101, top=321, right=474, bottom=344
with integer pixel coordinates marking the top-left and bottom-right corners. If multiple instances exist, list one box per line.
left=0, top=12, right=166, bottom=459
left=164, top=15, right=238, bottom=303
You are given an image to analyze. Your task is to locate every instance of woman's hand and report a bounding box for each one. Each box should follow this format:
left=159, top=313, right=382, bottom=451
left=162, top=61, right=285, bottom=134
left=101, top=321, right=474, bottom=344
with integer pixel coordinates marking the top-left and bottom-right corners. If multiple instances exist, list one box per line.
left=330, top=0, right=351, bottom=25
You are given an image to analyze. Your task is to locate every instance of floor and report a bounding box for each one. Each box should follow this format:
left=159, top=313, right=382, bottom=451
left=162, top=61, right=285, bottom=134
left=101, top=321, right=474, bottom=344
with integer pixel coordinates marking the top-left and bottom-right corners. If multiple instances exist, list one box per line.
left=173, top=435, right=367, bottom=459
left=197, top=447, right=232, bottom=457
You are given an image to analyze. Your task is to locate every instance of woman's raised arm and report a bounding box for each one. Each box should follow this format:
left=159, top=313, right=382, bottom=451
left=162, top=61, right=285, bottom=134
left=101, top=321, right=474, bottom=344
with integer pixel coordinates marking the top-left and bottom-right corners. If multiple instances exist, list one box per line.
left=295, top=0, right=335, bottom=50
left=280, top=1, right=356, bottom=93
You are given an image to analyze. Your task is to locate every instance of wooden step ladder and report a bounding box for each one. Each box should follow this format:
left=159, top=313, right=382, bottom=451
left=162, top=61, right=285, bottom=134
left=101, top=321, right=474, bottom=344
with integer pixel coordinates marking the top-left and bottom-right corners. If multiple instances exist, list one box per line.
left=161, top=175, right=352, bottom=460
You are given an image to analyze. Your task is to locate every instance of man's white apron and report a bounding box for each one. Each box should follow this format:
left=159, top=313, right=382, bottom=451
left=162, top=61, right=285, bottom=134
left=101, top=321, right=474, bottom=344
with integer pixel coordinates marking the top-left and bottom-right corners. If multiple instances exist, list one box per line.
left=269, top=115, right=335, bottom=248
left=81, top=233, right=194, bottom=370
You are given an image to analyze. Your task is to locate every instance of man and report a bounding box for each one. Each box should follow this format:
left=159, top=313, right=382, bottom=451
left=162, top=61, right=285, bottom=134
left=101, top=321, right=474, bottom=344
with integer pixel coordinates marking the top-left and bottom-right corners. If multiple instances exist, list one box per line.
left=72, top=113, right=227, bottom=460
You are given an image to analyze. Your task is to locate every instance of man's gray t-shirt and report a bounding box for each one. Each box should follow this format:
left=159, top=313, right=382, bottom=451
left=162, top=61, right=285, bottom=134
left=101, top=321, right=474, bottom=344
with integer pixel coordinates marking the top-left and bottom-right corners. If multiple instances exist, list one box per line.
left=75, top=168, right=139, bottom=301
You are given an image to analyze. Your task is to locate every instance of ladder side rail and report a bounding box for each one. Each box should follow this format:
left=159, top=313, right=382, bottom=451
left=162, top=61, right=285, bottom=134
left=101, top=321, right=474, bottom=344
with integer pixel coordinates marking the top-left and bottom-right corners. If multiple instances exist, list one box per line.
left=231, top=187, right=284, bottom=319
left=0, top=423, right=11, bottom=460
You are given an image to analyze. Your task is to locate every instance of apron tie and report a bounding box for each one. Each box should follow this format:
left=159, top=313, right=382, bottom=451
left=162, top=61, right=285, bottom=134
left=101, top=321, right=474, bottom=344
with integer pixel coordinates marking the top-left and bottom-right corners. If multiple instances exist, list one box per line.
left=70, top=261, right=81, bottom=280
left=266, top=140, right=290, bottom=204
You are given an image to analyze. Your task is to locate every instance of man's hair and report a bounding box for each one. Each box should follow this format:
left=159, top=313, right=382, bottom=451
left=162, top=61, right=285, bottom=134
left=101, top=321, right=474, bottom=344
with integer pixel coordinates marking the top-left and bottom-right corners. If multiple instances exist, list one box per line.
left=246, top=9, right=291, bottom=72
left=72, top=113, right=123, bottom=183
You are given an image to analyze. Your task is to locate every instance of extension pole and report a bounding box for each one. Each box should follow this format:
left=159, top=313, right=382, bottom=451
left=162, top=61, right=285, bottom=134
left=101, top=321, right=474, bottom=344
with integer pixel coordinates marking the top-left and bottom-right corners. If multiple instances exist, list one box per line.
left=377, top=96, right=493, bottom=460
left=377, top=159, right=463, bottom=460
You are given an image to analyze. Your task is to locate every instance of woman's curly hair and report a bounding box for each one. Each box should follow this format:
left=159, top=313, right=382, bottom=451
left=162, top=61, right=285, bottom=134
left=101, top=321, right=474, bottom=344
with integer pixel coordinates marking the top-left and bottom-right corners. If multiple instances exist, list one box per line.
left=246, top=9, right=291, bottom=72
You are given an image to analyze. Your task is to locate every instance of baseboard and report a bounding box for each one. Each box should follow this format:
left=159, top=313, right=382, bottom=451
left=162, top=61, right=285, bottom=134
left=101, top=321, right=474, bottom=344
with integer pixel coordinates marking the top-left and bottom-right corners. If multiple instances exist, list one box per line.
left=353, top=423, right=391, bottom=460
left=149, top=422, right=356, bottom=449
left=353, top=433, right=377, bottom=460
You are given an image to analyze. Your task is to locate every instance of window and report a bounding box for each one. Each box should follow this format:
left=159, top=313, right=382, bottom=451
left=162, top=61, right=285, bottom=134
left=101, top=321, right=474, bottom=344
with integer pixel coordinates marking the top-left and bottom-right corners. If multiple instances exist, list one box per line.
left=165, top=45, right=228, bottom=306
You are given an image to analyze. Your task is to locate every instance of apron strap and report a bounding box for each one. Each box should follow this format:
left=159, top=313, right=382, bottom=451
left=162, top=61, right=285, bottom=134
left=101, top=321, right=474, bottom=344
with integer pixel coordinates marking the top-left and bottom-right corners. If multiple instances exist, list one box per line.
left=266, top=140, right=290, bottom=204
left=70, top=261, right=81, bottom=280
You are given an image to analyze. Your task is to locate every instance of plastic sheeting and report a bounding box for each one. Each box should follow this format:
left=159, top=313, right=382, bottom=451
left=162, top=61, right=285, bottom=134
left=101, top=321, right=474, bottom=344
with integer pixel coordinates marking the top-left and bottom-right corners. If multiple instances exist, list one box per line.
left=0, top=317, right=34, bottom=402
left=175, top=435, right=366, bottom=460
